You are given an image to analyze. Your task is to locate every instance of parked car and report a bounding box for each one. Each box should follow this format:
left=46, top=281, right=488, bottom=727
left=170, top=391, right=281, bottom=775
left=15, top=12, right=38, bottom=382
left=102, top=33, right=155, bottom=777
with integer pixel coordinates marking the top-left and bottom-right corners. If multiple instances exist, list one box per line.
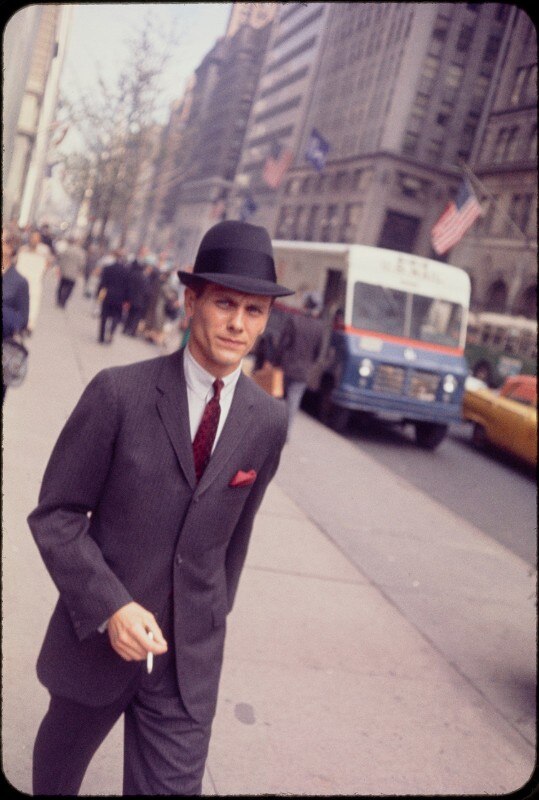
left=462, top=375, right=537, bottom=467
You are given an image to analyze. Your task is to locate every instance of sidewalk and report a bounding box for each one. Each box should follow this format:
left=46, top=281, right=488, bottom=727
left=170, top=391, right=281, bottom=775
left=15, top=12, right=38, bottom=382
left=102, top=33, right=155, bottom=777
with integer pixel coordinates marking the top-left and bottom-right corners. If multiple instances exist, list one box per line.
left=2, top=273, right=536, bottom=795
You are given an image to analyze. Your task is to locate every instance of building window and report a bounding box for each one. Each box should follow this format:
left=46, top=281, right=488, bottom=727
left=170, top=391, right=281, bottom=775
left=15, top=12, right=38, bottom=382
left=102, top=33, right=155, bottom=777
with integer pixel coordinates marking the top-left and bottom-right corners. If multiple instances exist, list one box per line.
left=508, top=194, right=533, bottom=235
left=253, top=95, right=301, bottom=124
left=305, top=205, right=321, bottom=240
left=295, top=206, right=310, bottom=239
left=510, top=67, right=528, bottom=105
left=332, top=171, right=349, bottom=191
left=495, top=4, right=510, bottom=22
left=259, top=66, right=309, bottom=100
left=320, top=205, right=339, bottom=242
left=272, top=6, right=324, bottom=50
left=351, top=169, right=362, bottom=190
left=456, top=24, right=475, bottom=52
left=525, top=64, right=537, bottom=103
left=492, top=127, right=520, bottom=163
left=437, top=112, right=450, bottom=127
left=528, top=125, right=537, bottom=161
left=426, top=138, right=444, bottom=161
left=482, top=195, right=499, bottom=234
left=339, top=203, right=363, bottom=242
left=483, top=35, right=501, bottom=64
left=397, top=174, right=429, bottom=201
left=402, top=131, right=419, bottom=155
left=445, top=63, right=464, bottom=89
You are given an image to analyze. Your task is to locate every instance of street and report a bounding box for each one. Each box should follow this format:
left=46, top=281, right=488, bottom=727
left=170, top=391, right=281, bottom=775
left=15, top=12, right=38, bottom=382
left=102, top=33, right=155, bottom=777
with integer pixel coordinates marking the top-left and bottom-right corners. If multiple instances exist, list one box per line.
left=324, top=414, right=536, bottom=566
left=2, top=273, right=536, bottom=796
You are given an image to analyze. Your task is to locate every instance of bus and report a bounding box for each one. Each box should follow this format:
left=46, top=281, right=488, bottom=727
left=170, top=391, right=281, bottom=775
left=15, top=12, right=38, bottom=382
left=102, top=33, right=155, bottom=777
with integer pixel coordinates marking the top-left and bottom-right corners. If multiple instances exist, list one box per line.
left=267, top=241, right=471, bottom=449
left=465, top=312, right=537, bottom=388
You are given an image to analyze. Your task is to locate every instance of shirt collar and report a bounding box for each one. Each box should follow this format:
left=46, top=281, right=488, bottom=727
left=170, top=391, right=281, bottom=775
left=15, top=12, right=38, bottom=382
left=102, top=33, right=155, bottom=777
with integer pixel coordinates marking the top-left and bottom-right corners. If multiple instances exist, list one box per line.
left=184, top=344, right=242, bottom=401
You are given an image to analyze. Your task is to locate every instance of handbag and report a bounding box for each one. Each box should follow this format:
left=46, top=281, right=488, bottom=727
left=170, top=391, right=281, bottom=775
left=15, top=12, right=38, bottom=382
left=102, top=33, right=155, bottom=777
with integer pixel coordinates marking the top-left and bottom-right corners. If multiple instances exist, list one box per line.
left=2, top=336, right=29, bottom=387
left=251, top=361, right=284, bottom=399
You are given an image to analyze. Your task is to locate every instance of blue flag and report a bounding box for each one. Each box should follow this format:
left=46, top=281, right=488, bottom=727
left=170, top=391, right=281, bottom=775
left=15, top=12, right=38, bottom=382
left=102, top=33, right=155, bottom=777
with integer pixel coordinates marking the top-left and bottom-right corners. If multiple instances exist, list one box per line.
left=305, top=128, right=330, bottom=171
left=240, top=194, right=257, bottom=222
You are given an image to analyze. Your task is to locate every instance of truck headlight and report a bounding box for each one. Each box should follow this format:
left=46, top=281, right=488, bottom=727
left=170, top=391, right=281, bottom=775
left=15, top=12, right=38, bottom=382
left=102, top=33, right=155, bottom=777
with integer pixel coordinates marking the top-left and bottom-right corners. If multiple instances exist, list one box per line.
left=442, top=374, right=457, bottom=393
left=358, top=358, right=374, bottom=378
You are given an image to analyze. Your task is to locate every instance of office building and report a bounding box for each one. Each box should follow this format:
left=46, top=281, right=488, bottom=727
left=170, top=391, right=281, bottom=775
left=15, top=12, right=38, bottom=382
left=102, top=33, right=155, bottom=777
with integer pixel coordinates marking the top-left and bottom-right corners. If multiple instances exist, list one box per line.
left=169, top=16, right=273, bottom=265
left=3, top=5, right=72, bottom=225
left=230, top=2, right=330, bottom=230
left=451, top=8, right=537, bottom=318
left=272, top=3, right=513, bottom=260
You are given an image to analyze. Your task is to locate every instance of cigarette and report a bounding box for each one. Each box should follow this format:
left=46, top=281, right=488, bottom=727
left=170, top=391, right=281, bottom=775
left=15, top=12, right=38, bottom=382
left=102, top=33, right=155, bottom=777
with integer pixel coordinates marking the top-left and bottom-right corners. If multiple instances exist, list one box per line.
left=146, top=631, right=154, bottom=674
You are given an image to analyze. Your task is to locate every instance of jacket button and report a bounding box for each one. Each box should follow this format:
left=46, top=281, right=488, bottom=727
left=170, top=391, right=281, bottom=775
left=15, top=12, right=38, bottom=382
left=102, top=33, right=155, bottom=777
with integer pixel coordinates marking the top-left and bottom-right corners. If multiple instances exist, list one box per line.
left=176, top=555, right=183, bottom=565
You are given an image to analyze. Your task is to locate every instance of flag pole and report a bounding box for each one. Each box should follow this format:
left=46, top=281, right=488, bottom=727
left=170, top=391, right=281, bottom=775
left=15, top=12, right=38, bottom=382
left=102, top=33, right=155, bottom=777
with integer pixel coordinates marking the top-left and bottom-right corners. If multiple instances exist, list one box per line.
left=458, top=159, right=531, bottom=245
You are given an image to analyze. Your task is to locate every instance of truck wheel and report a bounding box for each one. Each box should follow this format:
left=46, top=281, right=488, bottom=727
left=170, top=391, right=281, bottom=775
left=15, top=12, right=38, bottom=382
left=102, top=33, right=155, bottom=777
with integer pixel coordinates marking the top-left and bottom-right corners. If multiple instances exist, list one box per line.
left=414, top=422, right=447, bottom=449
left=318, top=385, right=350, bottom=433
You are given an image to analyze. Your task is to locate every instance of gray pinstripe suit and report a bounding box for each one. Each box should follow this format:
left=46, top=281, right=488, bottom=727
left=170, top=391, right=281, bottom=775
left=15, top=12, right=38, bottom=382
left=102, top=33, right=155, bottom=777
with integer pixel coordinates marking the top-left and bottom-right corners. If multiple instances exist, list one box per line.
left=28, top=347, right=287, bottom=794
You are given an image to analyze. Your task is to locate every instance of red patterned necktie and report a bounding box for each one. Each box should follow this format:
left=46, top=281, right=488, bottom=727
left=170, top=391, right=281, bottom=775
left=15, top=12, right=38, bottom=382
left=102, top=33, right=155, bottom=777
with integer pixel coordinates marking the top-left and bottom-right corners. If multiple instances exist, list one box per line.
left=193, top=379, right=224, bottom=482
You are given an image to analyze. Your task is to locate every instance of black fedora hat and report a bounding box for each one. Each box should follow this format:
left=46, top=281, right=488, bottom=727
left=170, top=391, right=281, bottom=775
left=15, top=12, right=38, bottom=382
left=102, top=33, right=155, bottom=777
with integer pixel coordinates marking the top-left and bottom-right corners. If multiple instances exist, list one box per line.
left=178, top=220, right=294, bottom=297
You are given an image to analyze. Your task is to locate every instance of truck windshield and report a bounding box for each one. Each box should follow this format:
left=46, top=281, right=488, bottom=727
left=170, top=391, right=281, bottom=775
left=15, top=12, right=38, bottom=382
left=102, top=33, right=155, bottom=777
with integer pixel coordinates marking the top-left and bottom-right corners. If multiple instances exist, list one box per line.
left=352, top=282, right=463, bottom=347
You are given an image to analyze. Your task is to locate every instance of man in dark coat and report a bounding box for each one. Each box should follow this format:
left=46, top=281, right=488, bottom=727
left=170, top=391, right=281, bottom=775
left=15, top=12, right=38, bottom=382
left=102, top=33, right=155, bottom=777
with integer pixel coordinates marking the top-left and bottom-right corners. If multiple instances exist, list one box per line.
left=28, top=220, right=294, bottom=795
left=123, top=246, right=151, bottom=336
left=96, top=248, right=129, bottom=344
left=276, top=291, right=326, bottom=439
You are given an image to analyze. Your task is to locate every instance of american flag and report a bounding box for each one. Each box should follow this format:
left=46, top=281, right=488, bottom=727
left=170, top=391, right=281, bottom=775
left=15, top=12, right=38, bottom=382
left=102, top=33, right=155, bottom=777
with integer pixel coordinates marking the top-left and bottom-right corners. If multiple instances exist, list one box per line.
left=431, top=179, right=482, bottom=255
left=262, top=141, right=293, bottom=189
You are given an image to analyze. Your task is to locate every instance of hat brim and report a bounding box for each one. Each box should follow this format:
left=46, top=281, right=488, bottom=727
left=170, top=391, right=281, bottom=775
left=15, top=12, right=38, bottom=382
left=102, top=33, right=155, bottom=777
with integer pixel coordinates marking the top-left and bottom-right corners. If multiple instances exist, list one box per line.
left=178, top=271, right=294, bottom=297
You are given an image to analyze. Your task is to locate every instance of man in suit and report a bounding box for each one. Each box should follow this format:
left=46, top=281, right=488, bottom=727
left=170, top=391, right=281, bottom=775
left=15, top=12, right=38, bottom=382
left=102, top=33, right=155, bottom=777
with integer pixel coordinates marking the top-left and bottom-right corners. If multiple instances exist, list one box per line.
left=96, top=248, right=129, bottom=344
left=276, top=291, right=326, bottom=439
left=28, top=220, right=293, bottom=795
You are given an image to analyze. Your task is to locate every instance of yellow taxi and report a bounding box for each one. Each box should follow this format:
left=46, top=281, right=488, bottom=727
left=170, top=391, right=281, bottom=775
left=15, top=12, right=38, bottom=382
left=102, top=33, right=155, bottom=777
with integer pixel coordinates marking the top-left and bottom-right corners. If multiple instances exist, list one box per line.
left=462, top=375, right=537, bottom=467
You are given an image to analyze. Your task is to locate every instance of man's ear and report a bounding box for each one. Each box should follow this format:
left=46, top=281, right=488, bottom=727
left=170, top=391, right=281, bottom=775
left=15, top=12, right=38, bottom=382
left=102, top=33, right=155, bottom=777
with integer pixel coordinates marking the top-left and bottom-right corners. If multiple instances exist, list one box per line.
left=184, top=286, right=196, bottom=318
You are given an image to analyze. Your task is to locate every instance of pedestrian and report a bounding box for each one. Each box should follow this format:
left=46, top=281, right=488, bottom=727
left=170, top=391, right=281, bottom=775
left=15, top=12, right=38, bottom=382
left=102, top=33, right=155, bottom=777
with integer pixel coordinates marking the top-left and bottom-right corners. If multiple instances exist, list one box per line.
left=39, top=222, right=56, bottom=256
left=14, top=229, right=53, bottom=334
left=123, top=247, right=151, bottom=336
left=96, top=248, right=129, bottom=344
left=56, top=235, right=87, bottom=308
left=275, top=291, right=326, bottom=439
left=2, top=232, right=29, bottom=404
left=28, top=220, right=294, bottom=796
left=83, top=242, right=102, bottom=298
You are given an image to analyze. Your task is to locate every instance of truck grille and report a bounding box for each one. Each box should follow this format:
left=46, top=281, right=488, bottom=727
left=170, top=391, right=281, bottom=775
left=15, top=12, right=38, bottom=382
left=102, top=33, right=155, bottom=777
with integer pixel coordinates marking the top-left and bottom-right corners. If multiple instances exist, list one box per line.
left=371, top=365, right=440, bottom=401
left=408, top=370, right=440, bottom=402
left=372, top=365, right=405, bottom=394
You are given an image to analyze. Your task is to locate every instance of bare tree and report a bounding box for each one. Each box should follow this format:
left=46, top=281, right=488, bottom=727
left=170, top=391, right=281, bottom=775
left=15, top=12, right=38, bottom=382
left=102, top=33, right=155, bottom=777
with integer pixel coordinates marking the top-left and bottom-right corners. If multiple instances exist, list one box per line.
left=59, top=11, right=181, bottom=247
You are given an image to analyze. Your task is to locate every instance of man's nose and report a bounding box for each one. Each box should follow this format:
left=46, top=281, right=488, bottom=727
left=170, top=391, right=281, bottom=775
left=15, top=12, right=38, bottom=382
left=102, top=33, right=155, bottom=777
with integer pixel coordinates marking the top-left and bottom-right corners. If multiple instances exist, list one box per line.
left=228, top=308, right=245, bottom=330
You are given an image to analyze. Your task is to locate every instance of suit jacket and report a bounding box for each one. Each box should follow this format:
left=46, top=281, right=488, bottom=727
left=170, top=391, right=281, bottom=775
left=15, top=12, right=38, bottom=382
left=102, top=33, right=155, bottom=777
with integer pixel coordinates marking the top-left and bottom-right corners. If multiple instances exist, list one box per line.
left=27, top=348, right=287, bottom=723
left=97, top=261, right=129, bottom=307
left=277, top=313, right=325, bottom=383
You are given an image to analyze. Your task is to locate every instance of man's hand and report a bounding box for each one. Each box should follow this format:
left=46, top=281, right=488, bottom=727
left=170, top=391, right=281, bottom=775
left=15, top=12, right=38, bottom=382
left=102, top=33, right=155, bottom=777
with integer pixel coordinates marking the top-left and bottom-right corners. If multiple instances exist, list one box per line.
left=107, top=601, right=168, bottom=662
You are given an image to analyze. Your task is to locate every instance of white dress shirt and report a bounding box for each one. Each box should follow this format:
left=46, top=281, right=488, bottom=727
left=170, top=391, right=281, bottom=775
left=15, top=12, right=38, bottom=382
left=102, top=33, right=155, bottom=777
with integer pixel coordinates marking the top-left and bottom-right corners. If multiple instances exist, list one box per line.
left=183, top=343, right=242, bottom=451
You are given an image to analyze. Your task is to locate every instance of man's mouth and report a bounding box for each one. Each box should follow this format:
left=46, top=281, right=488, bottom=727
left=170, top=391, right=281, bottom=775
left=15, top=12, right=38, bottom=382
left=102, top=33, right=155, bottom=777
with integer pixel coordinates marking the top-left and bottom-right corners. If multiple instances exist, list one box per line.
left=218, top=337, right=245, bottom=348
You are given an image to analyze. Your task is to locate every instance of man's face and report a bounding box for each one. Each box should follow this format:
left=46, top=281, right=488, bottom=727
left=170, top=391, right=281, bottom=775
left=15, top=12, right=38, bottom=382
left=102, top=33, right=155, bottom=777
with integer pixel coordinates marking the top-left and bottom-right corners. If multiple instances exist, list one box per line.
left=185, top=282, right=272, bottom=377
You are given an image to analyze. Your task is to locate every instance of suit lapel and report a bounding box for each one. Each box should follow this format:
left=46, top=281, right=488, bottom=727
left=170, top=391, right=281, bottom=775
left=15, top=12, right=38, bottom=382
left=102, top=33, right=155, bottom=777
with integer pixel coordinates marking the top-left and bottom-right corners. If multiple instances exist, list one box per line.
left=195, top=372, right=255, bottom=498
left=156, top=349, right=197, bottom=490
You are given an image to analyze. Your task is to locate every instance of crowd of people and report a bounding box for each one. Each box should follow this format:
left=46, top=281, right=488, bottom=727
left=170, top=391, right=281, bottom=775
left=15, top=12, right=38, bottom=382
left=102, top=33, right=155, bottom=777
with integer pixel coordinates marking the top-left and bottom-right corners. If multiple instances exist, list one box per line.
left=2, top=221, right=190, bottom=372
left=3, top=219, right=325, bottom=439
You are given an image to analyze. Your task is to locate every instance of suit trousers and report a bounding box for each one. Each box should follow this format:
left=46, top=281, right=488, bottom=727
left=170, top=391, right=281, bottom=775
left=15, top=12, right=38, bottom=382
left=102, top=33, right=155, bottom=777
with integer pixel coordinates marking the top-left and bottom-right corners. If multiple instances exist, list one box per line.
left=99, top=302, right=124, bottom=343
left=57, top=278, right=76, bottom=308
left=32, top=601, right=213, bottom=796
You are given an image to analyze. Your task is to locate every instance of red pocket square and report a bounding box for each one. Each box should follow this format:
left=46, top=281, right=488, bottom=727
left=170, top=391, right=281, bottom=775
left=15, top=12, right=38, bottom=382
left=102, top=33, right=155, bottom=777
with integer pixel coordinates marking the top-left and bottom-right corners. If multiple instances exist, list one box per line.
left=229, top=469, right=257, bottom=487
